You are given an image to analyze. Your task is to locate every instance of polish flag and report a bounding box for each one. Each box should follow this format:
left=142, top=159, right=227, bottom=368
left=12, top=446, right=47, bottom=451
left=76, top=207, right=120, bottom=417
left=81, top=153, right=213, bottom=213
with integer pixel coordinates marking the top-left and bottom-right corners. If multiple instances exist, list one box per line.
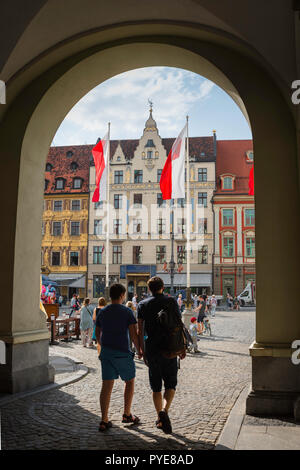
left=248, top=166, right=254, bottom=196
left=160, top=123, right=187, bottom=199
left=92, top=132, right=109, bottom=202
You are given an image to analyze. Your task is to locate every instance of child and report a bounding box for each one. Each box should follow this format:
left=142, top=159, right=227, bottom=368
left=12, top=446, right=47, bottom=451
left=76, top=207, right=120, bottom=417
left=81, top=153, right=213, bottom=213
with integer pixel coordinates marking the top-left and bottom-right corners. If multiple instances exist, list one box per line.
left=189, top=317, right=200, bottom=353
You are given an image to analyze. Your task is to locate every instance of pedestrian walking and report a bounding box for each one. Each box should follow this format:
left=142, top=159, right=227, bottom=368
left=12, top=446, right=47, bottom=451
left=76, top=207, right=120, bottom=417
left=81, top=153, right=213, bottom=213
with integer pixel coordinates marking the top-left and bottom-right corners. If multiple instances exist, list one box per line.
left=195, top=295, right=207, bottom=334
left=70, top=293, right=80, bottom=317
left=95, top=284, right=142, bottom=432
left=177, top=293, right=184, bottom=315
left=189, top=317, right=200, bottom=353
left=80, top=298, right=94, bottom=348
left=132, top=294, right=137, bottom=310
left=58, top=295, right=63, bottom=307
left=93, top=297, right=107, bottom=355
left=210, top=294, right=217, bottom=317
left=137, top=276, right=186, bottom=435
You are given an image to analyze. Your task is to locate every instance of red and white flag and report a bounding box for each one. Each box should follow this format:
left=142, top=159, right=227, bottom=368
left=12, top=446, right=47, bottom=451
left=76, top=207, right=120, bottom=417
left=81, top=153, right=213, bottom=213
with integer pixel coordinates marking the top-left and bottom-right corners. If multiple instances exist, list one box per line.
left=248, top=166, right=254, bottom=196
left=92, top=132, right=109, bottom=202
left=160, top=123, right=187, bottom=199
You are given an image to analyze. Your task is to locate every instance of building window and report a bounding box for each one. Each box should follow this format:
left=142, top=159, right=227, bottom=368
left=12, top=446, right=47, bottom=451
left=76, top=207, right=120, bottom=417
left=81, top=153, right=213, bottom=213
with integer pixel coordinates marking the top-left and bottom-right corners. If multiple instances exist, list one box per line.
left=246, top=237, right=255, bottom=257
left=73, top=178, right=82, bottom=189
left=134, top=194, right=142, bottom=207
left=133, top=219, right=142, bottom=233
left=133, top=246, right=142, bottom=264
left=94, top=220, right=102, bottom=235
left=71, top=200, right=81, bottom=211
left=145, top=139, right=155, bottom=147
left=113, top=219, right=122, bottom=235
left=70, top=251, right=79, bottom=266
left=198, top=218, right=207, bottom=234
left=246, top=150, right=254, bottom=162
left=157, top=193, right=166, bottom=207
left=157, top=169, right=162, bottom=182
left=114, top=171, right=123, bottom=184
left=46, top=163, right=53, bottom=171
left=177, top=218, right=186, bottom=234
left=42, top=222, right=45, bottom=236
left=223, top=177, right=233, bottom=190
left=55, top=178, right=65, bottom=190
left=93, top=246, right=103, bottom=264
left=157, top=218, right=166, bottom=235
left=52, top=252, right=60, bottom=266
left=95, top=201, right=103, bottom=209
left=66, top=150, right=74, bottom=158
left=147, top=150, right=153, bottom=159
left=45, top=180, right=49, bottom=190
left=53, top=200, right=62, bottom=211
left=177, top=196, right=185, bottom=208
left=53, top=221, right=62, bottom=236
left=198, top=245, right=208, bottom=264
left=156, top=246, right=166, bottom=263
left=114, top=194, right=122, bottom=209
left=223, top=237, right=234, bottom=257
left=70, top=221, right=80, bottom=236
left=177, top=245, right=186, bottom=264
left=112, top=245, right=122, bottom=264
left=223, top=209, right=234, bottom=226
left=198, top=168, right=207, bottom=182
left=134, top=170, right=143, bottom=183
left=198, top=192, right=207, bottom=207
left=245, top=208, right=255, bottom=226
left=71, top=161, right=78, bottom=170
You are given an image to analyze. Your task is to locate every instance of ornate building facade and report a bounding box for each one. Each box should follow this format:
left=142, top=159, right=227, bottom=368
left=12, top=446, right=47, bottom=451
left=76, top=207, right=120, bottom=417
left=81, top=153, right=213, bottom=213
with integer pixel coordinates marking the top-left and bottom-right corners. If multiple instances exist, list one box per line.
left=88, top=109, right=217, bottom=301
left=42, top=146, right=90, bottom=300
left=213, top=140, right=255, bottom=297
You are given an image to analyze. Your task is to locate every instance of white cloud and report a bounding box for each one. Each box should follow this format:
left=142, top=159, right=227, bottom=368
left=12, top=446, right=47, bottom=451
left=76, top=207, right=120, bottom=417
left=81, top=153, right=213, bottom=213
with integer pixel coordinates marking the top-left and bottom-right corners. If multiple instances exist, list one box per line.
left=53, top=67, right=215, bottom=144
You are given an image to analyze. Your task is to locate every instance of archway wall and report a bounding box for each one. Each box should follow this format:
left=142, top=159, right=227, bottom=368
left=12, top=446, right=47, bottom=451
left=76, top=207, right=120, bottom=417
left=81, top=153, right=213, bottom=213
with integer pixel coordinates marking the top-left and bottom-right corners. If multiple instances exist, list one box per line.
left=0, top=26, right=299, bottom=405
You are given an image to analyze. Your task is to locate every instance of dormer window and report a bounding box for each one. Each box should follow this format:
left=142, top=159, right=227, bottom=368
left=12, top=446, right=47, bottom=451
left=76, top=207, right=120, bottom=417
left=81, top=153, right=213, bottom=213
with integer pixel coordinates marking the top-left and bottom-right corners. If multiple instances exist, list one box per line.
left=117, top=156, right=121, bottom=161
left=66, top=150, right=74, bottom=158
left=55, top=178, right=65, bottom=190
left=246, top=150, right=254, bottom=162
left=73, top=177, right=82, bottom=189
left=71, top=161, right=78, bottom=170
left=45, top=179, right=49, bottom=190
left=45, top=163, right=53, bottom=172
left=221, top=175, right=235, bottom=190
left=223, top=177, right=233, bottom=189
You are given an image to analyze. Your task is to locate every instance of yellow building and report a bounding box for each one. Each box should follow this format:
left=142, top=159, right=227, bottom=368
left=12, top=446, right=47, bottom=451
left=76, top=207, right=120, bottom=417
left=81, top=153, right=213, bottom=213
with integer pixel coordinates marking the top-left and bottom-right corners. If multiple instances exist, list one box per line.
left=41, top=146, right=91, bottom=301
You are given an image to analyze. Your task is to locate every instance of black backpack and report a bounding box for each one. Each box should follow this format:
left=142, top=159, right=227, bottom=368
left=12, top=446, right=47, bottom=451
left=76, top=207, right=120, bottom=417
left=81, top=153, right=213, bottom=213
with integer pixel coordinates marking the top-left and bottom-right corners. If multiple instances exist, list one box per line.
left=156, top=299, right=188, bottom=359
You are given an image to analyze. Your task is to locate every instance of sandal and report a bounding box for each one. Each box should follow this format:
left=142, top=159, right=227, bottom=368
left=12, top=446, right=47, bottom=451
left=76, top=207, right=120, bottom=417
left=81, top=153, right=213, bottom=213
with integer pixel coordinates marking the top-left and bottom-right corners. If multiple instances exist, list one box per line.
left=156, top=410, right=172, bottom=434
left=122, top=413, right=140, bottom=424
left=98, top=420, right=112, bottom=432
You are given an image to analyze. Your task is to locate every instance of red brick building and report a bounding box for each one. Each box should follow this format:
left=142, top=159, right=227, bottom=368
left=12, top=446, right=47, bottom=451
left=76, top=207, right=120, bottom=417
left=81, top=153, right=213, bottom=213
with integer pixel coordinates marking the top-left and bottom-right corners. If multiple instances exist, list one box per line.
left=213, top=140, right=255, bottom=297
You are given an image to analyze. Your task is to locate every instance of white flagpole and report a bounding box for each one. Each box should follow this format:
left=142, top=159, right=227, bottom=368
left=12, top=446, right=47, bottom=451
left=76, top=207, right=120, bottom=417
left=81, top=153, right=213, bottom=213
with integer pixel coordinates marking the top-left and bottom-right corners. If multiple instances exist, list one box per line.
left=105, top=122, right=111, bottom=294
left=186, top=115, right=191, bottom=307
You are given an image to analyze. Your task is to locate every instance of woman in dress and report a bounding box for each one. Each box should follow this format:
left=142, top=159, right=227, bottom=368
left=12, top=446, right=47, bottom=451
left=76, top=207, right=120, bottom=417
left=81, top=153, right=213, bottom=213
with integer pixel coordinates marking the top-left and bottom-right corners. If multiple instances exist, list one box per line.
left=80, top=298, right=94, bottom=348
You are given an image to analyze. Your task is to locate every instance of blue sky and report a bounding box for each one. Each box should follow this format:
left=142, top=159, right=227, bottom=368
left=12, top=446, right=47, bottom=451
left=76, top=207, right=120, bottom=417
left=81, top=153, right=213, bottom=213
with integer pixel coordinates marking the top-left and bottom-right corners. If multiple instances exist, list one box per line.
left=52, top=67, right=252, bottom=146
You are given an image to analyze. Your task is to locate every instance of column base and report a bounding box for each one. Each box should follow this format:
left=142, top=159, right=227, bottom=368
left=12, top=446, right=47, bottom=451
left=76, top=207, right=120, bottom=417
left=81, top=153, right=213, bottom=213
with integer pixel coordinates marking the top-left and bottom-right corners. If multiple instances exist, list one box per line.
left=0, top=339, right=54, bottom=394
left=246, top=347, right=300, bottom=420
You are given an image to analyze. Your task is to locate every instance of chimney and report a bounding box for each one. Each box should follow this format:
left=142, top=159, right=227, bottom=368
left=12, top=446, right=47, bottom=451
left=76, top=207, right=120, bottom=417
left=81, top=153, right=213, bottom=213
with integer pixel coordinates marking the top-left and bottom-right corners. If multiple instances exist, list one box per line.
left=213, top=130, right=217, bottom=158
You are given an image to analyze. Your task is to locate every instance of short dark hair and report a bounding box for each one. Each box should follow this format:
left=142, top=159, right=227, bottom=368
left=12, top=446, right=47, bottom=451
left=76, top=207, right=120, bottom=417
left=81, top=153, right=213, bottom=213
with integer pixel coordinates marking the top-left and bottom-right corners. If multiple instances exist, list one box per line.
left=147, top=276, right=164, bottom=294
left=110, top=283, right=126, bottom=301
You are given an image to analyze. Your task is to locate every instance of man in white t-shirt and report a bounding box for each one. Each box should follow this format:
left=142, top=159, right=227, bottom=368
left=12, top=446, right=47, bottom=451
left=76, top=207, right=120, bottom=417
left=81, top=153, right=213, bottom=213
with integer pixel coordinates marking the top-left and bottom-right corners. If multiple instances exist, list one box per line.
left=210, top=295, right=217, bottom=317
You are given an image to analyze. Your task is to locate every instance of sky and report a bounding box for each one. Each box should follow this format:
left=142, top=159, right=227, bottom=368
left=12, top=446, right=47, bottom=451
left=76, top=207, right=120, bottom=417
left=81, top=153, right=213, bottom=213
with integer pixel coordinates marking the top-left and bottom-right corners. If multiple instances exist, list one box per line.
left=52, top=66, right=252, bottom=146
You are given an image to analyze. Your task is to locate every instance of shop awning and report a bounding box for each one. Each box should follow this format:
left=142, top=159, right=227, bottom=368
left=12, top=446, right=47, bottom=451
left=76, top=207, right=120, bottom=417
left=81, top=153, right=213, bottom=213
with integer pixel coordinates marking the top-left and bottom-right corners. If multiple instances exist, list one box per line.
left=158, top=272, right=212, bottom=287
left=48, top=273, right=86, bottom=288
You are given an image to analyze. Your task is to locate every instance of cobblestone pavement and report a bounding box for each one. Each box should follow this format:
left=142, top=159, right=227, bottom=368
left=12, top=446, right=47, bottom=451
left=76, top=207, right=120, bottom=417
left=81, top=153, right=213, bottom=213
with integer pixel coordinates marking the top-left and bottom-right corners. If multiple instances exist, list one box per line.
left=1, top=310, right=254, bottom=450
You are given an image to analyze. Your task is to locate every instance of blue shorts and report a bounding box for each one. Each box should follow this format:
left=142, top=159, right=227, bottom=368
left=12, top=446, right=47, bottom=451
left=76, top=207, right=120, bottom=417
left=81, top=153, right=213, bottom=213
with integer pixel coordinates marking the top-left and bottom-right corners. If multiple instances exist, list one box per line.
left=99, top=346, right=136, bottom=382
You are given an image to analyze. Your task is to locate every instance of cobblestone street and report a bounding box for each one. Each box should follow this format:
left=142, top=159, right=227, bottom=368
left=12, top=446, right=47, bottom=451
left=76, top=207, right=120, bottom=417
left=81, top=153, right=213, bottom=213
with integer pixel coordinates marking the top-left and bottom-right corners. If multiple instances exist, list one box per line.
left=1, top=310, right=254, bottom=450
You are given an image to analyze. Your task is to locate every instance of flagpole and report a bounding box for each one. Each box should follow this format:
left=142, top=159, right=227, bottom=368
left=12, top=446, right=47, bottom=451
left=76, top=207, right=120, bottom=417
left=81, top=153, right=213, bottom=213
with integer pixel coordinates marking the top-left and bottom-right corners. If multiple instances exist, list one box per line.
left=105, top=122, right=111, bottom=301
left=186, top=115, right=191, bottom=308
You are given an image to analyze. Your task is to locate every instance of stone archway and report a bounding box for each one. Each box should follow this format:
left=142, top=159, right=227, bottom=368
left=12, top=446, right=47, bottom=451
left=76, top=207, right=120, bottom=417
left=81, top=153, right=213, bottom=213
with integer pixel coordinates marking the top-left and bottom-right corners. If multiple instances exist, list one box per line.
left=0, top=23, right=299, bottom=415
